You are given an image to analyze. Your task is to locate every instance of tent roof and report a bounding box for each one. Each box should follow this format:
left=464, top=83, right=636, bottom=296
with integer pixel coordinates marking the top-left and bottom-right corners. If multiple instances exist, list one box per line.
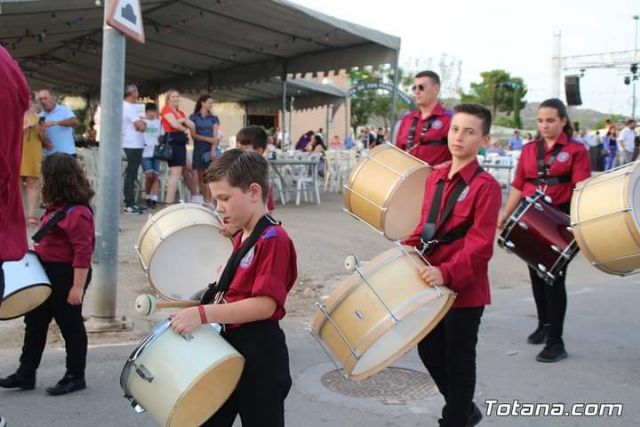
left=0, top=0, right=400, bottom=96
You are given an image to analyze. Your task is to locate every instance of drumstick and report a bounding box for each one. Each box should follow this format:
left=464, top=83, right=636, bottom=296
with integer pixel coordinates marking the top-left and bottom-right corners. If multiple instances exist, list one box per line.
left=135, top=294, right=200, bottom=316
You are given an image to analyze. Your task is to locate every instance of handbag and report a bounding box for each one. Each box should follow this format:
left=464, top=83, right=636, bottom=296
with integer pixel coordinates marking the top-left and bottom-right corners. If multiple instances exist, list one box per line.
left=153, top=134, right=173, bottom=162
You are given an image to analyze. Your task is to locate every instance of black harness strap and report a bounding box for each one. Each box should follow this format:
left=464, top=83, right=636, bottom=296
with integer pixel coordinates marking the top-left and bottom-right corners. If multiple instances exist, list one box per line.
left=406, top=116, right=448, bottom=152
left=31, top=204, right=90, bottom=243
left=419, top=167, right=484, bottom=254
left=526, top=140, right=570, bottom=186
left=200, top=214, right=279, bottom=304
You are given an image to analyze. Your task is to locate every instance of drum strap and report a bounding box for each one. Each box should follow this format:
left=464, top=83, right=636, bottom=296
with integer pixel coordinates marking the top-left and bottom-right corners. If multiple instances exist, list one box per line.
left=200, top=214, right=280, bottom=305
left=406, top=116, right=447, bottom=152
left=531, top=140, right=570, bottom=185
left=31, top=204, right=92, bottom=243
left=419, top=166, right=484, bottom=255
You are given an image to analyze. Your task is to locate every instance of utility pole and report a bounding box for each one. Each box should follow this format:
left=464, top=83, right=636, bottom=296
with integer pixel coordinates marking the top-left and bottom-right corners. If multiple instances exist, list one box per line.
left=87, top=0, right=126, bottom=331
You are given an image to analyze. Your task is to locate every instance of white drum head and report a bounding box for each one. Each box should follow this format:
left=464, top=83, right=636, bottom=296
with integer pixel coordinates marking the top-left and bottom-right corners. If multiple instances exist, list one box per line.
left=350, top=289, right=450, bottom=377
left=148, top=225, right=231, bottom=300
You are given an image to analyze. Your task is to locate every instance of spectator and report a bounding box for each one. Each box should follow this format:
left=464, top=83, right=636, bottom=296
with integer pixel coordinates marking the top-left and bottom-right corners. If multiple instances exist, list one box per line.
left=329, top=135, right=342, bottom=149
left=508, top=130, right=523, bottom=150
left=121, top=84, right=147, bottom=214
left=141, top=103, right=163, bottom=209
left=308, top=134, right=327, bottom=153
left=37, top=89, right=78, bottom=156
left=523, top=132, right=534, bottom=145
left=189, top=94, right=220, bottom=203
left=602, top=126, right=618, bottom=171
left=160, top=89, right=195, bottom=204
left=486, top=139, right=506, bottom=156
left=21, top=98, right=43, bottom=227
left=618, top=119, right=636, bottom=164
left=295, top=130, right=314, bottom=151
left=344, top=132, right=355, bottom=150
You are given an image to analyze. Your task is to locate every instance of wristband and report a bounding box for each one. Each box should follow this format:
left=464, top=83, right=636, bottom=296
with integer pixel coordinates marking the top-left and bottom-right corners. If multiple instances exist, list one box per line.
left=198, top=305, right=208, bottom=324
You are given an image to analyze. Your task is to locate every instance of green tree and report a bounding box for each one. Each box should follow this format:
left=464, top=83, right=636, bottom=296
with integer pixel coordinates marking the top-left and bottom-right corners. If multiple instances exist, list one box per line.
left=461, top=69, right=527, bottom=128
left=348, top=66, right=412, bottom=132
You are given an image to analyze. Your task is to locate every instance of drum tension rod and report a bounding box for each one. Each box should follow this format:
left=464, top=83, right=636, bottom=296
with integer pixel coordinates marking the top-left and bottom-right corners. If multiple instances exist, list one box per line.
left=352, top=264, right=400, bottom=322
left=315, top=302, right=361, bottom=360
left=306, top=327, right=348, bottom=377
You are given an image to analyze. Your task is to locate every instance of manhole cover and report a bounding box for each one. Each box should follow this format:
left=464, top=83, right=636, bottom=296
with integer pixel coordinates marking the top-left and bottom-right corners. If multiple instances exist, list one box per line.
left=321, top=367, right=438, bottom=401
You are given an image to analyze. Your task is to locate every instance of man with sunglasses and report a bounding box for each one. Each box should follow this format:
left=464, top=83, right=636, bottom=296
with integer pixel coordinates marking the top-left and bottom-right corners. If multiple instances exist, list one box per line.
left=395, top=70, right=452, bottom=166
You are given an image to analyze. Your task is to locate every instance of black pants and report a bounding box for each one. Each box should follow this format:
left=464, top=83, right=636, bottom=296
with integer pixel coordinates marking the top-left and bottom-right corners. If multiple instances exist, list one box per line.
left=528, top=265, right=567, bottom=344
left=418, top=307, right=484, bottom=427
left=202, top=321, right=292, bottom=427
left=17, top=262, right=90, bottom=379
left=123, top=148, right=143, bottom=206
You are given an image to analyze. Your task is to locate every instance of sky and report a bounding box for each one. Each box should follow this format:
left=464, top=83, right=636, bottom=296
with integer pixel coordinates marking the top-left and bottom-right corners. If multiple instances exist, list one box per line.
left=292, top=0, right=639, bottom=116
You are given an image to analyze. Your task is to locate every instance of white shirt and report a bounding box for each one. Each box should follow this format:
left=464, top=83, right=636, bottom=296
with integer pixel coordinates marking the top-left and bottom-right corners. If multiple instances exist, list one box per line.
left=142, top=118, right=163, bottom=158
left=122, top=101, right=145, bottom=149
left=619, top=127, right=636, bottom=152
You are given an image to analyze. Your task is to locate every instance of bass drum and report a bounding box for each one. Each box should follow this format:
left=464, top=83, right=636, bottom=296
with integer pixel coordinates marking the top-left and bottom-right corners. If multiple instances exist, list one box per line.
left=135, top=203, right=232, bottom=300
left=0, top=251, right=51, bottom=320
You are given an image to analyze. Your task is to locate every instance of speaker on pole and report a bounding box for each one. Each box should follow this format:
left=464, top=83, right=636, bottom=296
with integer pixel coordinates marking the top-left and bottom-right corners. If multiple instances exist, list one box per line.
left=565, top=75, right=582, bottom=106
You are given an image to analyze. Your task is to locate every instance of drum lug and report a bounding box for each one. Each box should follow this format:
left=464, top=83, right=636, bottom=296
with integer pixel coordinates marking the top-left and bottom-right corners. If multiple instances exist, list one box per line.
left=533, top=202, right=544, bottom=211
left=517, top=221, right=528, bottom=230
left=135, top=364, right=154, bottom=383
left=504, top=240, right=515, bottom=250
left=131, top=400, right=146, bottom=414
left=354, top=309, right=364, bottom=320
left=565, top=226, right=573, bottom=234
left=551, top=245, right=561, bottom=254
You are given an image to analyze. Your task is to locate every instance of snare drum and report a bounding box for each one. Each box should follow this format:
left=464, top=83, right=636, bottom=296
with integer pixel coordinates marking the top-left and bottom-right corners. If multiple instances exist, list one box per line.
left=135, top=203, right=232, bottom=300
left=121, top=319, right=244, bottom=427
left=498, top=191, right=578, bottom=284
left=343, top=144, right=431, bottom=241
left=310, top=245, right=455, bottom=381
left=571, top=162, right=640, bottom=275
left=0, top=251, right=51, bottom=320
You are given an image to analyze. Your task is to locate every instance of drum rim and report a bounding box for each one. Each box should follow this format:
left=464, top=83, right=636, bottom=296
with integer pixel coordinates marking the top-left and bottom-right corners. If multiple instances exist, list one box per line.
left=0, top=283, right=52, bottom=320
left=136, top=202, right=223, bottom=249
left=499, top=190, right=544, bottom=244
left=120, top=320, right=220, bottom=395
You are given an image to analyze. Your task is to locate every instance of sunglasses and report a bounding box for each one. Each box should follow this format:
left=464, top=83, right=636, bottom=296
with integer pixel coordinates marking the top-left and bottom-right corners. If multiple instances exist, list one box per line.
left=411, top=84, right=427, bottom=92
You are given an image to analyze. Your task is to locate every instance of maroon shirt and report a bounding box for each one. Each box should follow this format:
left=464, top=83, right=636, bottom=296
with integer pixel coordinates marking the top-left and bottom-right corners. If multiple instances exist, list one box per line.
left=35, top=205, right=95, bottom=268
left=511, top=133, right=591, bottom=207
left=395, top=102, right=453, bottom=166
left=223, top=224, right=297, bottom=329
left=0, top=46, right=30, bottom=262
left=404, top=160, right=502, bottom=308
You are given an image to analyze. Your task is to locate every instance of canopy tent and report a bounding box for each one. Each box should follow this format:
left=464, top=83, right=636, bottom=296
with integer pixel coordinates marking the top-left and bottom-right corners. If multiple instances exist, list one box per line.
left=0, top=0, right=401, bottom=98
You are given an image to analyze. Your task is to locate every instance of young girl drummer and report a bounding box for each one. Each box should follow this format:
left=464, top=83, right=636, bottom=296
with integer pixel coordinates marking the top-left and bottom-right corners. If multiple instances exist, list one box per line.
left=498, top=98, right=591, bottom=363
left=0, top=153, right=95, bottom=395
left=170, top=149, right=297, bottom=427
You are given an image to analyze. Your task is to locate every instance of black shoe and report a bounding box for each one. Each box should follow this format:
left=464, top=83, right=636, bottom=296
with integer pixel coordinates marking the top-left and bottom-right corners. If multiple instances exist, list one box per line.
left=467, top=403, right=483, bottom=426
left=527, top=324, right=549, bottom=344
left=45, top=375, right=86, bottom=396
left=0, top=373, right=35, bottom=390
left=536, top=341, right=568, bottom=363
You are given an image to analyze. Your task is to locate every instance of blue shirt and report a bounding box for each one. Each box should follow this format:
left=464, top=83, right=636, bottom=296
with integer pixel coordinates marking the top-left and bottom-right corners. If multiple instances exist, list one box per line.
left=189, top=113, right=220, bottom=139
left=508, top=137, right=523, bottom=150
left=40, top=104, right=76, bottom=155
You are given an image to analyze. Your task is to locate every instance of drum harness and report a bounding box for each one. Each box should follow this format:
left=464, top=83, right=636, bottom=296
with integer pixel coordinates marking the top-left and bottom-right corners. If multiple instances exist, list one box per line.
left=31, top=203, right=92, bottom=244
left=525, top=140, right=571, bottom=192
left=406, top=116, right=448, bottom=153
left=200, top=214, right=280, bottom=323
left=418, top=166, right=484, bottom=256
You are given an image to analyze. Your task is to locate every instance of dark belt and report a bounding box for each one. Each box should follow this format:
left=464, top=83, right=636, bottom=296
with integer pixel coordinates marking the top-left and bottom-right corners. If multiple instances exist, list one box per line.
left=525, top=176, right=571, bottom=186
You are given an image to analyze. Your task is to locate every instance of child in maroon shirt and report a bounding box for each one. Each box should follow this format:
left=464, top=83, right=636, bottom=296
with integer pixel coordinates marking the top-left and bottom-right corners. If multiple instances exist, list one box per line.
left=406, top=104, right=501, bottom=427
left=0, top=153, right=95, bottom=396
left=171, top=149, right=297, bottom=427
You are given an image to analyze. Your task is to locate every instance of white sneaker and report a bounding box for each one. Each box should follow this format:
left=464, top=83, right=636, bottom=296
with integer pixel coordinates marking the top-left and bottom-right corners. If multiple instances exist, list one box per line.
left=0, top=415, right=6, bottom=427
left=191, top=195, right=204, bottom=204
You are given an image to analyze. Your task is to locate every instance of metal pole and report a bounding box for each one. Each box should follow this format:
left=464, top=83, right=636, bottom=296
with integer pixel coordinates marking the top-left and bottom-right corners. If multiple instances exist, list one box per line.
left=390, top=49, right=400, bottom=128
left=633, top=16, right=639, bottom=120
left=288, top=97, right=294, bottom=150
left=325, top=104, right=331, bottom=143
left=88, top=0, right=126, bottom=330
left=551, top=31, right=562, bottom=99
left=344, top=96, right=349, bottom=141
left=281, top=74, right=287, bottom=148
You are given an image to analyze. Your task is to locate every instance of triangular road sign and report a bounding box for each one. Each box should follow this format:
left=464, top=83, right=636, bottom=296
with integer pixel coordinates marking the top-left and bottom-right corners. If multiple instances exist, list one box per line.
left=106, top=0, right=145, bottom=43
